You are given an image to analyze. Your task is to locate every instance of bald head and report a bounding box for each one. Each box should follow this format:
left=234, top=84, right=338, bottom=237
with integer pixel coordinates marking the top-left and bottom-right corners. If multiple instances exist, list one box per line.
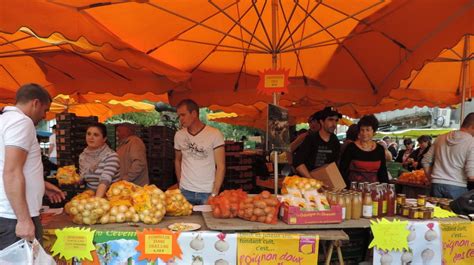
left=116, top=123, right=136, bottom=141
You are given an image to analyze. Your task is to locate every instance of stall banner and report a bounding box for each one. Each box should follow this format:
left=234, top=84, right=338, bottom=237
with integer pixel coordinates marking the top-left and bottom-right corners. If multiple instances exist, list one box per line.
left=373, top=221, right=442, bottom=265
left=50, top=227, right=96, bottom=261
left=440, top=222, right=474, bottom=265
left=169, top=231, right=237, bottom=265
left=237, top=232, right=319, bottom=265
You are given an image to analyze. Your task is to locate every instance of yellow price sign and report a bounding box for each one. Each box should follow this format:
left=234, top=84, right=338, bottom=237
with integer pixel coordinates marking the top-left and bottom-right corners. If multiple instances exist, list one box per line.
left=136, top=229, right=182, bottom=263
left=50, top=227, right=96, bottom=261
left=144, top=234, right=172, bottom=255
left=264, top=74, right=285, bottom=88
left=369, top=218, right=410, bottom=252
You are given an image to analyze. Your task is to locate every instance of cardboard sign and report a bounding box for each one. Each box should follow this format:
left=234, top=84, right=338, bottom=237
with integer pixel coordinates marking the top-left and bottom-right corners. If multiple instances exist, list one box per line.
left=310, top=163, right=346, bottom=191
left=440, top=222, right=474, bottom=265
left=257, top=69, right=290, bottom=95
left=50, top=227, right=96, bottom=261
left=237, top=232, right=318, bottom=265
left=135, top=229, right=182, bottom=262
left=369, top=218, right=410, bottom=252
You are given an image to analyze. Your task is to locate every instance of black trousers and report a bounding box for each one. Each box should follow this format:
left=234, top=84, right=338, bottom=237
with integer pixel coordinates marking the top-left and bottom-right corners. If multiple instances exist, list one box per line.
left=0, top=216, right=42, bottom=250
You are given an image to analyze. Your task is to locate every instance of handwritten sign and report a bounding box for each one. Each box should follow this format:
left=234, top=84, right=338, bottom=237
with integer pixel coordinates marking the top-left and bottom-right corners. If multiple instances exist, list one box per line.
left=50, top=227, right=96, bottom=261
left=434, top=206, right=457, bottom=218
left=237, top=232, right=318, bottom=265
left=369, top=218, right=410, bottom=252
left=135, top=229, right=181, bottom=262
left=257, top=68, right=290, bottom=95
left=440, top=223, right=474, bottom=265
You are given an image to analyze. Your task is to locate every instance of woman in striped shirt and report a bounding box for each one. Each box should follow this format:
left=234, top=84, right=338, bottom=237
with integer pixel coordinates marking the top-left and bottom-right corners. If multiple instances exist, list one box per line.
left=79, top=123, right=120, bottom=197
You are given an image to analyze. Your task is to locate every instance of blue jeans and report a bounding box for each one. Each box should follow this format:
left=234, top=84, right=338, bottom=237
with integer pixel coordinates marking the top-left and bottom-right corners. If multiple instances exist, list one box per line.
left=431, top=183, right=467, bottom=199
left=180, top=188, right=211, bottom=205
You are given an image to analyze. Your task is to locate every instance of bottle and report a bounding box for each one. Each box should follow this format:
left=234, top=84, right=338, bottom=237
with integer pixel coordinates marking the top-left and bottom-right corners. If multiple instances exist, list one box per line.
left=357, top=182, right=364, bottom=192
left=371, top=184, right=381, bottom=218
left=350, top=181, right=358, bottom=191
left=377, top=185, right=384, bottom=217
left=337, top=193, right=345, bottom=219
left=352, top=192, right=362, bottom=219
left=362, top=189, right=373, bottom=218
left=345, top=193, right=352, bottom=220
left=382, top=183, right=388, bottom=216
left=387, top=184, right=396, bottom=216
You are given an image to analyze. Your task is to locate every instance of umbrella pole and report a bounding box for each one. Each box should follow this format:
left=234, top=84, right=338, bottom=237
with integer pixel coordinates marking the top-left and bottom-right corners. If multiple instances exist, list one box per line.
left=460, top=35, right=470, bottom=126
left=271, top=0, right=279, bottom=195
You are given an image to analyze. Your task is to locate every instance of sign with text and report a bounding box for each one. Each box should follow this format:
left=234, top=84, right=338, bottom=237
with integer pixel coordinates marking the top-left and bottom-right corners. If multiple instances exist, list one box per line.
left=257, top=68, right=290, bottom=95
left=136, top=229, right=182, bottom=262
left=440, top=222, right=474, bottom=265
left=237, top=232, right=318, bottom=265
left=50, top=227, right=96, bottom=261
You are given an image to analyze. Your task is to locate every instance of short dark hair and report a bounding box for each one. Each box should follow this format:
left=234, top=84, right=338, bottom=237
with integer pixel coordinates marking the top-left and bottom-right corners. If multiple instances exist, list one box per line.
left=357, top=114, right=379, bottom=133
left=176, top=99, right=199, bottom=114
left=403, top=138, right=413, bottom=146
left=16, top=83, right=52, bottom=104
left=417, top=135, right=431, bottom=144
left=382, top=136, right=390, bottom=141
left=461, top=112, right=474, bottom=128
left=87, top=122, right=108, bottom=138
left=345, top=124, right=359, bottom=141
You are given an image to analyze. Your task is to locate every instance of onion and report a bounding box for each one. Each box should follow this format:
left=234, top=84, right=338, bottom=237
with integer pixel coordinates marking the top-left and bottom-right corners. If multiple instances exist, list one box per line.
left=109, top=215, right=116, bottom=223
left=100, top=215, right=110, bottom=224
left=77, top=204, right=85, bottom=212
left=69, top=207, right=78, bottom=215
left=101, top=204, right=110, bottom=212
left=84, top=204, right=93, bottom=210
left=132, top=214, right=140, bottom=223
left=79, top=199, right=87, bottom=205
left=125, top=211, right=133, bottom=220
left=116, top=213, right=126, bottom=223
left=118, top=205, right=128, bottom=213
left=112, top=188, right=121, bottom=196
left=110, top=206, right=119, bottom=216
left=82, top=209, right=91, bottom=217
left=143, top=216, right=152, bottom=224
left=83, top=217, right=92, bottom=225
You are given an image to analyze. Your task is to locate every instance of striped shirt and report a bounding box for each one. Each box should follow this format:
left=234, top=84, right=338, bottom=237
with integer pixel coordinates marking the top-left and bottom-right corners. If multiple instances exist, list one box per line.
left=80, top=150, right=120, bottom=191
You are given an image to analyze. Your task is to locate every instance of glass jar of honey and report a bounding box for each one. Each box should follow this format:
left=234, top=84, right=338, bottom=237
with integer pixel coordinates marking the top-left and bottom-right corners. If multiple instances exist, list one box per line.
left=417, top=195, right=427, bottom=207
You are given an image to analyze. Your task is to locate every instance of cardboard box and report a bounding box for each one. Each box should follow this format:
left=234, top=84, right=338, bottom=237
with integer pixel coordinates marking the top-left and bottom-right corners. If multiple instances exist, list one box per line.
left=310, top=162, right=346, bottom=191
left=280, top=203, right=343, bottom=224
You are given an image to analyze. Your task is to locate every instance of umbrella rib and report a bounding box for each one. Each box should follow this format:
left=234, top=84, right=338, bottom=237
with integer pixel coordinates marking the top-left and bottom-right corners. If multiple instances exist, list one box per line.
left=189, top=4, right=256, bottom=73
left=0, top=44, right=63, bottom=55
left=146, top=0, right=241, bottom=54
left=278, top=0, right=308, bottom=80
left=147, top=1, right=269, bottom=53
left=277, top=1, right=321, bottom=52
left=174, top=37, right=262, bottom=54
left=208, top=0, right=272, bottom=52
left=0, top=35, right=33, bottom=48
left=0, top=64, right=21, bottom=86
left=249, top=0, right=273, bottom=51
left=62, top=48, right=132, bottom=81
left=275, top=0, right=299, bottom=51
left=280, top=1, right=383, bottom=52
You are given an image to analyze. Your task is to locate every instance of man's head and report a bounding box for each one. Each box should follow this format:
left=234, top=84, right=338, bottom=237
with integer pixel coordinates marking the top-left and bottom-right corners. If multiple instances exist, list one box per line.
left=461, top=112, right=474, bottom=136
left=316, top=107, right=341, bottom=134
left=382, top=136, right=391, bottom=144
left=176, top=99, right=200, bottom=128
left=116, top=123, right=136, bottom=141
left=15, top=83, right=52, bottom=125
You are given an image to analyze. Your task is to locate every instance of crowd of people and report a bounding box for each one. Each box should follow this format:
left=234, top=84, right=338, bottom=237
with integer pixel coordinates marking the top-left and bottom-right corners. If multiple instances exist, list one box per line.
left=290, top=107, right=474, bottom=201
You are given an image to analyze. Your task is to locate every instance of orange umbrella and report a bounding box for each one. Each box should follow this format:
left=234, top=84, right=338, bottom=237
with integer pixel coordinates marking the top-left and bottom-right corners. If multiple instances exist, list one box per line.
left=46, top=94, right=156, bottom=122
left=2, top=0, right=395, bottom=107
left=0, top=30, right=185, bottom=103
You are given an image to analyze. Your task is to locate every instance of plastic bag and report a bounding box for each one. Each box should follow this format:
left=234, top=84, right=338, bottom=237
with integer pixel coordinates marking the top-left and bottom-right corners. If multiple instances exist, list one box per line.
left=0, top=239, right=56, bottom=265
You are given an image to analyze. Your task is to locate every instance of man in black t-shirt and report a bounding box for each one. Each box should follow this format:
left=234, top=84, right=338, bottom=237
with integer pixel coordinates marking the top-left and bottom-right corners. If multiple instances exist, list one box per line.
left=293, top=107, right=341, bottom=178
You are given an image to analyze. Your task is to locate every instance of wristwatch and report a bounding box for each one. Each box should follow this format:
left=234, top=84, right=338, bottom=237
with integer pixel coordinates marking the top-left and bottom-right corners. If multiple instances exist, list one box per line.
left=211, top=193, right=217, bottom=197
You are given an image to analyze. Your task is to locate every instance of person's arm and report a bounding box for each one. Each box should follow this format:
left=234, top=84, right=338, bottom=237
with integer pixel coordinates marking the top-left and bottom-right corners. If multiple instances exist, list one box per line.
left=339, top=143, right=353, bottom=186
left=44, top=182, right=66, bottom=203
left=48, top=136, right=55, bottom=157
left=378, top=146, right=389, bottom=183
left=295, top=164, right=312, bottom=179
left=96, top=154, right=120, bottom=198
left=174, top=150, right=182, bottom=183
left=123, top=139, right=147, bottom=182
left=3, top=147, right=35, bottom=240
left=289, top=132, right=308, bottom=153
left=422, top=143, right=435, bottom=181
left=293, top=135, right=313, bottom=178
left=465, top=142, right=474, bottom=181
left=212, top=146, right=226, bottom=195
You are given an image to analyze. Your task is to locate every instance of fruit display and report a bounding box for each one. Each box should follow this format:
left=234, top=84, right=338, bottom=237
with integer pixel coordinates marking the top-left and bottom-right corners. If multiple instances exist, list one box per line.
left=282, top=175, right=323, bottom=196
left=208, top=189, right=248, bottom=218
left=132, top=185, right=167, bottom=224
left=55, top=165, right=81, bottom=185
left=165, top=189, right=193, bottom=216
left=398, top=170, right=429, bottom=185
left=106, top=180, right=139, bottom=200
left=237, top=191, right=280, bottom=224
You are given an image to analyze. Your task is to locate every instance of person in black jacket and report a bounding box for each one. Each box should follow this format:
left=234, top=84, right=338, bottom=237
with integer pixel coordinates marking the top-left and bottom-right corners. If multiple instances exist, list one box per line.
left=408, top=135, right=431, bottom=170
left=293, top=107, right=341, bottom=178
left=395, top=138, right=415, bottom=167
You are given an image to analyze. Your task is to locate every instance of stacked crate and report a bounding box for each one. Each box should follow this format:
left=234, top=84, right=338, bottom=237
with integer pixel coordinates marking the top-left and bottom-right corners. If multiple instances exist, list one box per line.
left=142, top=126, right=176, bottom=190
left=56, top=113, right=98, bottom=168
left=223, top=141, right=257, bottom=192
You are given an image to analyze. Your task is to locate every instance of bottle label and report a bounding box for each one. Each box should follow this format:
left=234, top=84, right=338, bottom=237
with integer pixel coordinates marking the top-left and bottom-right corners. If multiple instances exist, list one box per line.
left=373, top=202, right=379, bottom=216
left=363, top=205, right=372, bottom=218
left=342, top=207, right=346, bottom=219
left=383, top=200, right=387, bottom=214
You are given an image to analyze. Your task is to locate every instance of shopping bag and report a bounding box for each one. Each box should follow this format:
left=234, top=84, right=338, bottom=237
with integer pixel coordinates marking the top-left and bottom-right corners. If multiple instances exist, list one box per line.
left=0, top=239, right=55, bottom=265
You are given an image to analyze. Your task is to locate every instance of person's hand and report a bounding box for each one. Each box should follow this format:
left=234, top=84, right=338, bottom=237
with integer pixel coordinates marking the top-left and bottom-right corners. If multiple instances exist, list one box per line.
left=45, top=182, right=66, bottom=203
left=16, top=218, right=35, bottom=241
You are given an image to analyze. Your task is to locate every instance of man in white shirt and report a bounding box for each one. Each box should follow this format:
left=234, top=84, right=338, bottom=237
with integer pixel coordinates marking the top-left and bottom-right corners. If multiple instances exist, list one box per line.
left=0, top=83, right=65, bottom=249
left=174, top=99, right=225, bottom=205
left=49, top=124, right=57, bottom=165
